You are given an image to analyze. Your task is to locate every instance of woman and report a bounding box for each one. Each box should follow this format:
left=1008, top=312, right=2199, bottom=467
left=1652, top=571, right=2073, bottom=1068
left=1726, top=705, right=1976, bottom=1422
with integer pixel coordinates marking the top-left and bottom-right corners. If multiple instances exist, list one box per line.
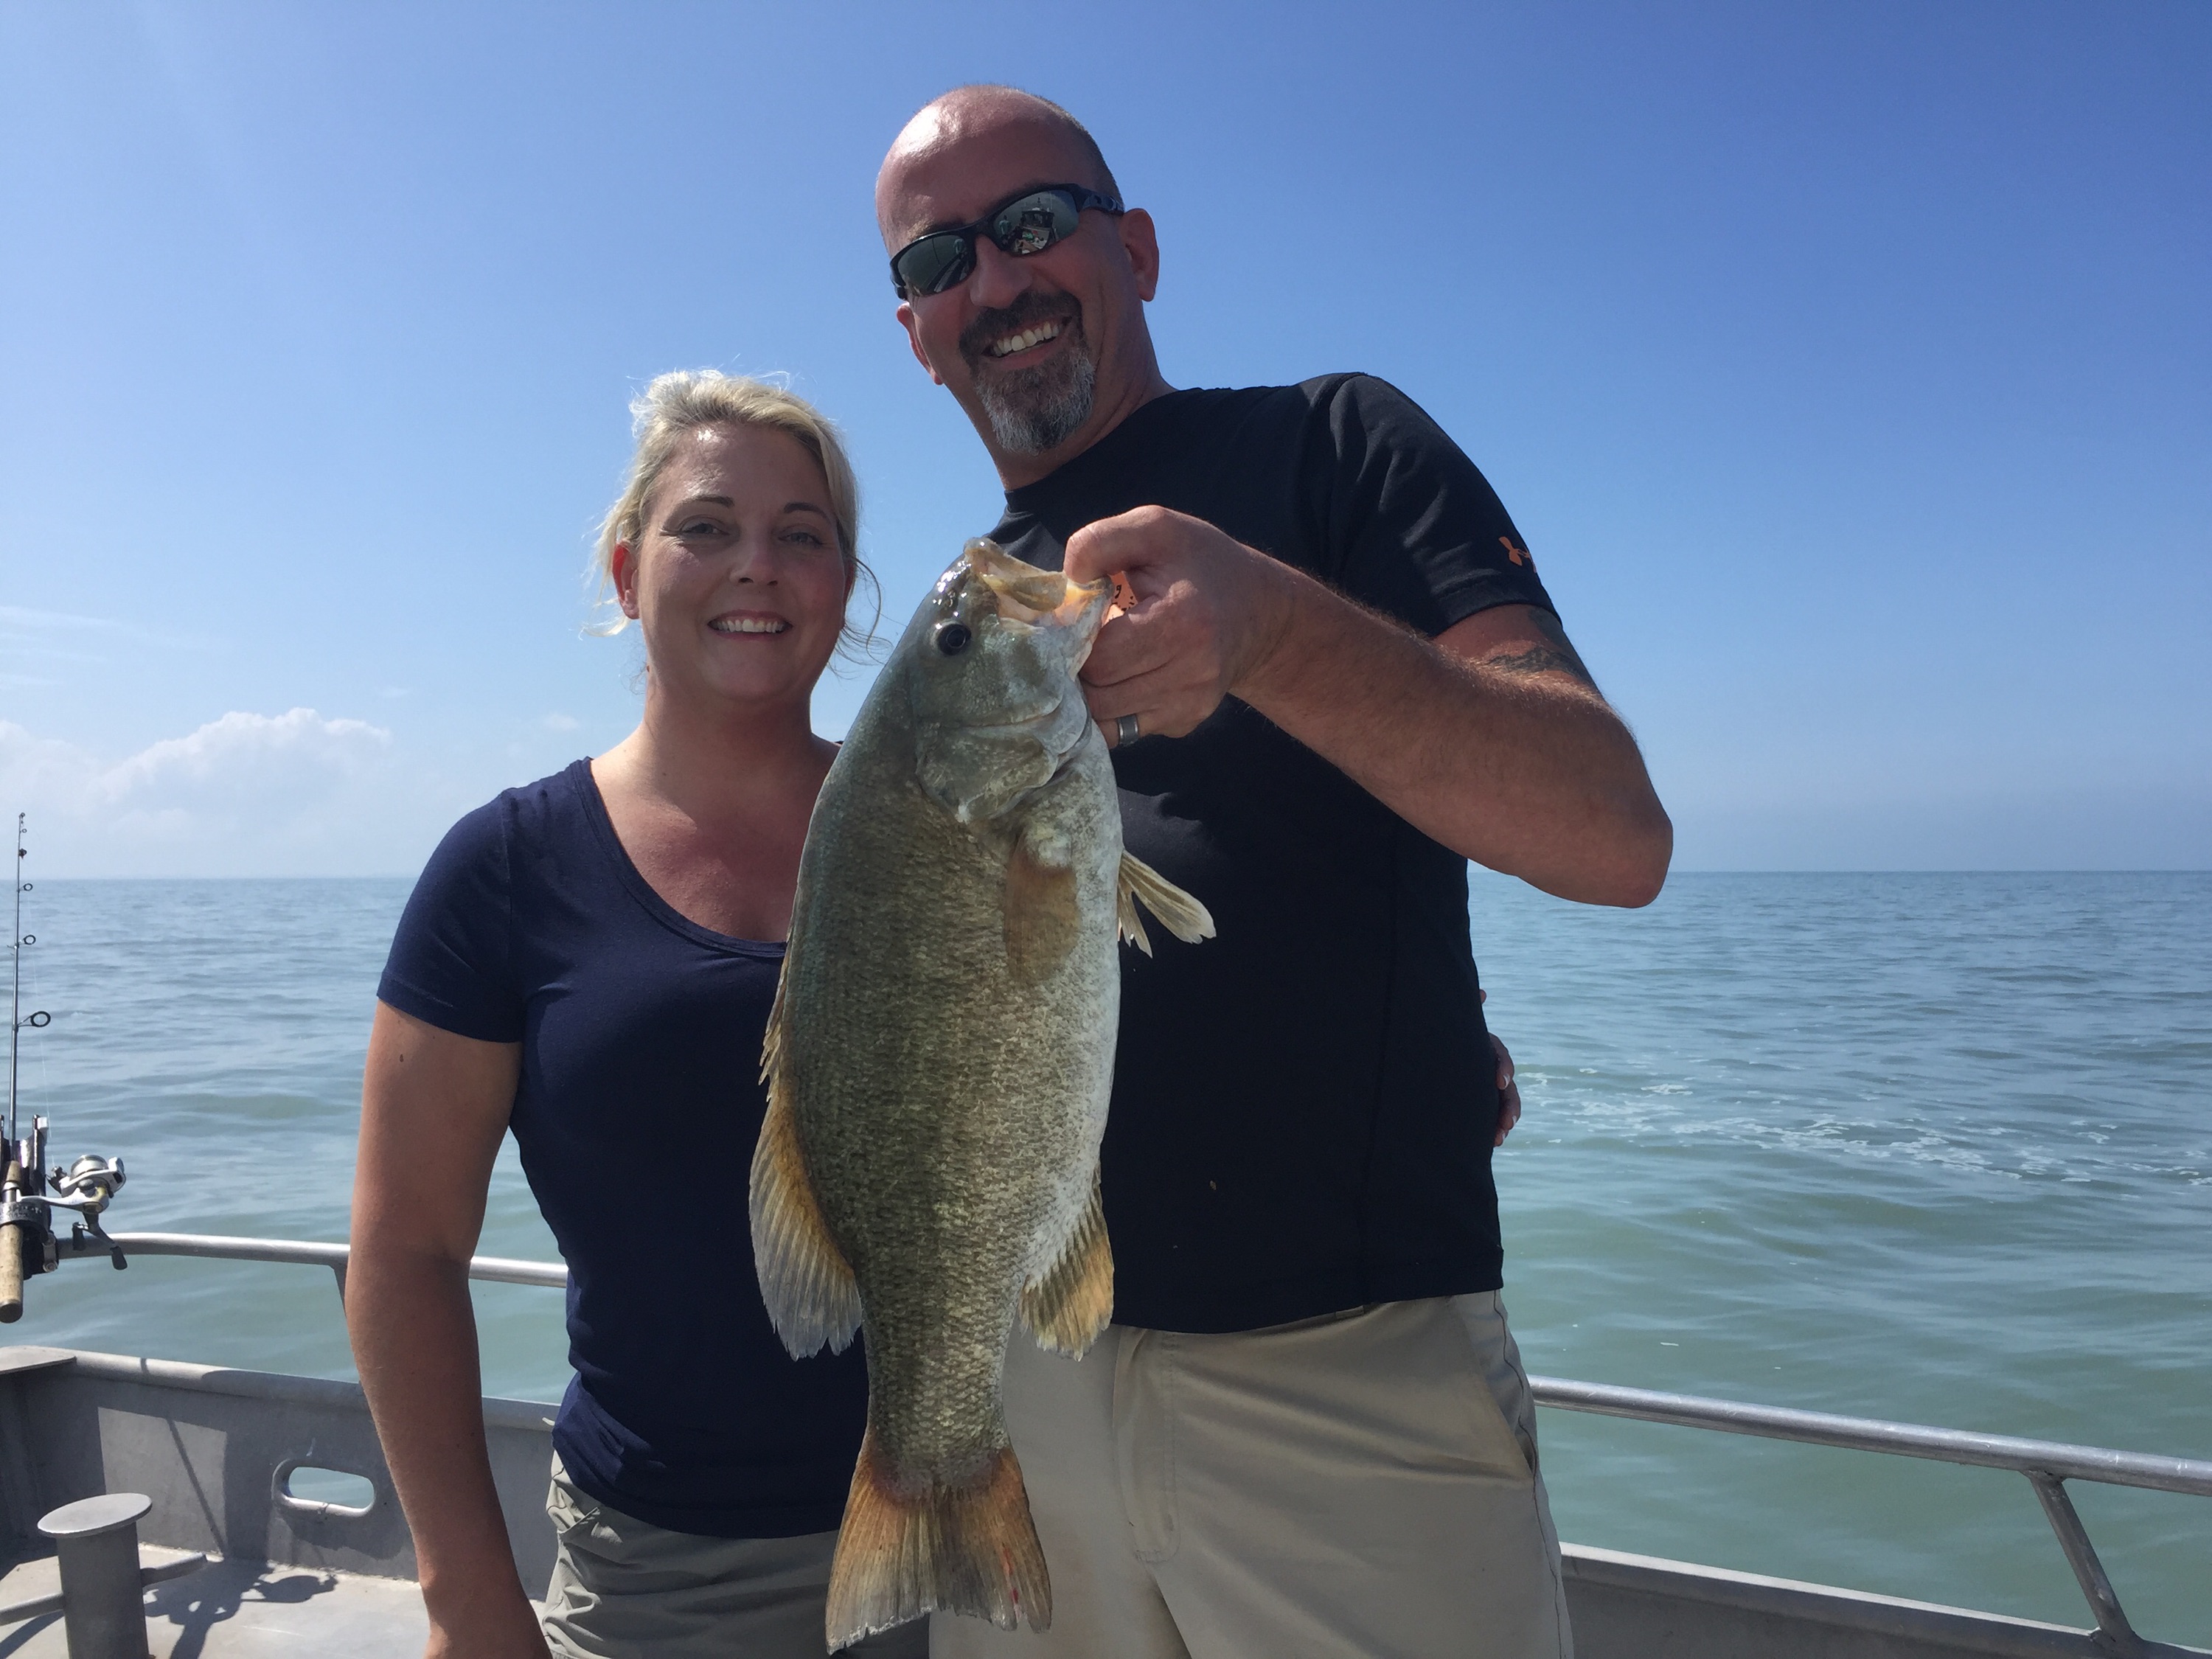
left=348, top=371, right=923, bottom=1658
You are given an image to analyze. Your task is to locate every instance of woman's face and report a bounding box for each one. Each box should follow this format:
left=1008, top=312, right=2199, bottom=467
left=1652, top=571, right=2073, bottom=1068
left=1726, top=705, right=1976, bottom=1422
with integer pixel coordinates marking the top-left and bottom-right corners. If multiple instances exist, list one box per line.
left=616, top=423, right=852, bottom=716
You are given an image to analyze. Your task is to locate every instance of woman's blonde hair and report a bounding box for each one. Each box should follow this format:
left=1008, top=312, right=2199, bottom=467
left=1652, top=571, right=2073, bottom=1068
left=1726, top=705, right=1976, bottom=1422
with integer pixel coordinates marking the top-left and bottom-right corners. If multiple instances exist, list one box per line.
left=589, top=370, right=874, bottom=648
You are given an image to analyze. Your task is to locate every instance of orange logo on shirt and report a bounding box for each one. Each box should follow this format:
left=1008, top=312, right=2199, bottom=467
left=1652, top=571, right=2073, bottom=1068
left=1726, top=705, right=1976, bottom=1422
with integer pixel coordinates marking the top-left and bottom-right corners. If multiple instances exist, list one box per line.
left=1500, top=535, right=1532, bottom=568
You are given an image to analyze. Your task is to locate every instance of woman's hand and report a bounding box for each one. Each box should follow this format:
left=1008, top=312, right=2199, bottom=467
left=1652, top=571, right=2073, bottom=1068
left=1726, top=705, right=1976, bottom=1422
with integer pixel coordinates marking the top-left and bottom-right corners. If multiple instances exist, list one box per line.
left=1481, top=990, right=1523, bottom=1147
left=425, top=1607, right=554, bottom=1659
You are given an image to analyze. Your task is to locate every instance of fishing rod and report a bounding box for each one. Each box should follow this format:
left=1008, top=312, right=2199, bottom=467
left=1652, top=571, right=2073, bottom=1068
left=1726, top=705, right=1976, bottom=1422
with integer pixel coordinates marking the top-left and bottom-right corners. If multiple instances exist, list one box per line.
left=1, top=814, right=128, bottom=1323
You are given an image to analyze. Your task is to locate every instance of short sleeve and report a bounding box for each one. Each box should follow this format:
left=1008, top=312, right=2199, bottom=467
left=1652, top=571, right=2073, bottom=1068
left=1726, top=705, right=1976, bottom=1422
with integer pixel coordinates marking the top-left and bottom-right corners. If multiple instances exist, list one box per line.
left=377, top=798, right=525, bottom=1043
left=1309, top=375, right=1559, bottom=635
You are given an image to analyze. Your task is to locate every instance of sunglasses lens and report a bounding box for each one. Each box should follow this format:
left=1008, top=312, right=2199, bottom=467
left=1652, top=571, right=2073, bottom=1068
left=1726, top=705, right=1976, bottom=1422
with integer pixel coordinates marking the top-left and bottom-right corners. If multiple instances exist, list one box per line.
left=896, top=232, right=974, bottom=297
left=991, top=191, right=1079, bottom=257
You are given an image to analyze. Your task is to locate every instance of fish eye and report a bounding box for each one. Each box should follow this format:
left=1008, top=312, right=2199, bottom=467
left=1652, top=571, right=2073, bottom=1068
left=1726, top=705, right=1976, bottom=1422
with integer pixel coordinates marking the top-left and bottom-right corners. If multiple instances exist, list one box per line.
left=935, top=622, right=973, bottom=656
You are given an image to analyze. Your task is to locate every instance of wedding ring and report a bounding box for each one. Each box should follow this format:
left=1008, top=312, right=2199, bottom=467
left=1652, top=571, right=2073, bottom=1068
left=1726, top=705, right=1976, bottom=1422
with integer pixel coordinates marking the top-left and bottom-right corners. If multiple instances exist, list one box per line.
left=1114, top=713, right=1142, bottom=748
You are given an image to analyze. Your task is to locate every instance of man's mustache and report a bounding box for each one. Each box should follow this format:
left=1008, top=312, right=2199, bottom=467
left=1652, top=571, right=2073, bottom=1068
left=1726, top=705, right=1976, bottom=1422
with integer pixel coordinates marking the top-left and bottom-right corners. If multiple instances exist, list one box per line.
left=959, top=295, right=1084, bottom=367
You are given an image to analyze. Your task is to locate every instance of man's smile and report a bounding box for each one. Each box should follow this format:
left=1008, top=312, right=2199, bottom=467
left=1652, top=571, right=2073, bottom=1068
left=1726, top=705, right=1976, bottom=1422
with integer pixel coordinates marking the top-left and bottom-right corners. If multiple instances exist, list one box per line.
left=960, top=296, right=1083, bottom=372
left=988, top=320, right=1063, bottom=358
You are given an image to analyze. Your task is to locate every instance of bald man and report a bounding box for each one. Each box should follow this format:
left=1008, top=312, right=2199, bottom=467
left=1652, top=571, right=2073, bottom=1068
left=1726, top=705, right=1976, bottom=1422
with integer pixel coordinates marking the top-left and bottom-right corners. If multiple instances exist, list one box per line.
left=875, top=86, right=1670, bottom=1659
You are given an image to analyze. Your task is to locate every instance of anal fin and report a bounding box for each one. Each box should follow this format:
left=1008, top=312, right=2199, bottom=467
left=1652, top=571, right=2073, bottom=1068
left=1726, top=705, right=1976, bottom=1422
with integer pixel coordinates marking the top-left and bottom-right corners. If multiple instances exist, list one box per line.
left=750, top=960, right=862, bottom=1357
left=1116, top=852, right=1216, bottom=957
left=1020, top=1178, right=1113, bottom=1357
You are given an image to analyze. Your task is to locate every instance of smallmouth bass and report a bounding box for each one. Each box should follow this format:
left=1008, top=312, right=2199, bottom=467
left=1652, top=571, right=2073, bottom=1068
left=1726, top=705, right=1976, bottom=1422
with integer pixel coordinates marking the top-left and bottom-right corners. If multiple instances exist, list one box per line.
left=750, top=538, right=1212, bottom=1650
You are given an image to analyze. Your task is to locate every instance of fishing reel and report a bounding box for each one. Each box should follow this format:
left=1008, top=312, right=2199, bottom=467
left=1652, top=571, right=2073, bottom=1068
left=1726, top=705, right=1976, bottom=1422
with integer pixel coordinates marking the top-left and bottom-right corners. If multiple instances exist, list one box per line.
left=1, top=815, right=128, bottom=1323
left=1, top=1122, right=131, bottom=1324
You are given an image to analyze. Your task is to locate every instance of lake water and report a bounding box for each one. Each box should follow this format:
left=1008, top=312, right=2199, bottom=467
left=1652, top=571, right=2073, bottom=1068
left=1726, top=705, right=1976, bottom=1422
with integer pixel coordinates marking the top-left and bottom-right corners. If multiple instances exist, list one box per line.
left=7, top=871, right=2208, bottom=1643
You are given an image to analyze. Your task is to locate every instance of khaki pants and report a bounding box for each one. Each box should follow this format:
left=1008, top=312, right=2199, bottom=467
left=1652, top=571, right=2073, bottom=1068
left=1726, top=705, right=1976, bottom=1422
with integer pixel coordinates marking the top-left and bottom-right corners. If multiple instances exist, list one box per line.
left=931, top=1293, right=1572, bottom=1659
left=543, top=1456, right=930, bottom=1658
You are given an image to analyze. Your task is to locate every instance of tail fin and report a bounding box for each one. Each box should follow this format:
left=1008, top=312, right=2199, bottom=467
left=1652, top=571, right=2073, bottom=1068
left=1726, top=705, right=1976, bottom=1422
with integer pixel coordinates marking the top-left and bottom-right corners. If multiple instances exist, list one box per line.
left=825, top=1429, right=1051, bottom=1651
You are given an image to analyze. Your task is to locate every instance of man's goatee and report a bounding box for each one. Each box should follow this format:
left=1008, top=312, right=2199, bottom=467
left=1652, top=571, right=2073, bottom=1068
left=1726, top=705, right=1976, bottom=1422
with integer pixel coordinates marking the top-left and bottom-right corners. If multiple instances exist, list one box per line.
left=978, top=351, right=1097, bottom=455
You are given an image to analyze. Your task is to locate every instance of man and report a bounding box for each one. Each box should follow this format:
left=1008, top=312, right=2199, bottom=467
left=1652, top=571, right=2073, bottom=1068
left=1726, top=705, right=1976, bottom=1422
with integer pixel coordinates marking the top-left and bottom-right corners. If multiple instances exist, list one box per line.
left=875, top=86, right=1671, bottom=1659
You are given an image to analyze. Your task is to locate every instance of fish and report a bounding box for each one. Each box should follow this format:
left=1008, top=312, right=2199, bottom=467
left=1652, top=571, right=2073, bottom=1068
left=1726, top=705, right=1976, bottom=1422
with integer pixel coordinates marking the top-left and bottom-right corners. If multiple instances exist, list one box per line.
left=749, top=537, right=1214, bottom=1650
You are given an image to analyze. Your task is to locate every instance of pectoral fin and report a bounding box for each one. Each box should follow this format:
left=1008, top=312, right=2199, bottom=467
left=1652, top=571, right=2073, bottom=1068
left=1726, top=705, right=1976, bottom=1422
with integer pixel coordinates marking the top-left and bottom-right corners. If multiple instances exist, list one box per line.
left=1004, top=832, right=1082, bottom=984
left=1020, top=1178, right=1113, bottom=1356
left=1116, top=853, right=1216, bottom=957
left=750, top=961, right=862, bottom=1357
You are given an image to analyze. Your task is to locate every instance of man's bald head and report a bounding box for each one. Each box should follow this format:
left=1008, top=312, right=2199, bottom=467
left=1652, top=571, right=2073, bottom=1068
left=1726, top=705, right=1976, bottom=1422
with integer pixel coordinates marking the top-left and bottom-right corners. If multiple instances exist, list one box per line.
left=875, top=85, right=1120, bottom=248
left=874, top=84, right=1167, bottom=485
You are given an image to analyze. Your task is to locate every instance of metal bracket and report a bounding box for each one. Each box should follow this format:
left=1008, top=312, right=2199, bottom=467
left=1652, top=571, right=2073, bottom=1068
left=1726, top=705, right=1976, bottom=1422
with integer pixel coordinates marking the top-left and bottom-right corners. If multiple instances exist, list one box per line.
left=0, top=1197, right=46, bottom=1229
left=2025, top=1470, right=2145, bottom=1656
left=69, top=1217, right=127, bottom=1270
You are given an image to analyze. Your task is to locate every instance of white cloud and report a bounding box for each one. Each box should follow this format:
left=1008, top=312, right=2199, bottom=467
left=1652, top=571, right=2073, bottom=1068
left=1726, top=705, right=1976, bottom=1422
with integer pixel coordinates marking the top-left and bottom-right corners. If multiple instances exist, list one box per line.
left=540, top=712, right=581, bottom=732
left=0, top=709, right=445, bottom=877
left=0, top=605, right=128, bottom=633
left=0, top=605, right=217, bottom=656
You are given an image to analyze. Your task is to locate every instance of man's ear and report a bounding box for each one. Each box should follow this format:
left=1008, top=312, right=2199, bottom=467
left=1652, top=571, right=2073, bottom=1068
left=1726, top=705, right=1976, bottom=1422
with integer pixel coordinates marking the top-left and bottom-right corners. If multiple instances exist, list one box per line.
left=612, top=541, right=642, bottom=619
left=1119, top=209, right=1161, bottom=303
left=895, top=301, right=946, bottom=386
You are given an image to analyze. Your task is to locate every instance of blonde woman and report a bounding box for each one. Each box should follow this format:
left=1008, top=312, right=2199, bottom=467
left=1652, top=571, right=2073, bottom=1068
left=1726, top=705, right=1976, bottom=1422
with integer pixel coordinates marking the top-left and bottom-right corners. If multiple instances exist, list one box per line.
left=349, top=373, right=922, bottom=1658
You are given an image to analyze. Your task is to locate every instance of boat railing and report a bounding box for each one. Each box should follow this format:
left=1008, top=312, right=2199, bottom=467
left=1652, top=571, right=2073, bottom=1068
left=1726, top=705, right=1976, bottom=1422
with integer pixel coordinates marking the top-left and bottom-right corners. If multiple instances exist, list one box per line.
left=47, top=1229, right=2212, bottom=1656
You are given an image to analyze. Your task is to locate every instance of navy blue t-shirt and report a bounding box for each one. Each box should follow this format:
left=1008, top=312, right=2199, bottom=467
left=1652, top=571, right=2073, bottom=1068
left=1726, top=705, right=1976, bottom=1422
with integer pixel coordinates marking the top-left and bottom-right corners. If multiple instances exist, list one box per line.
left=988, top=375, right=1558, bottom=1332
left=376, top=759, right=867, bottom=1538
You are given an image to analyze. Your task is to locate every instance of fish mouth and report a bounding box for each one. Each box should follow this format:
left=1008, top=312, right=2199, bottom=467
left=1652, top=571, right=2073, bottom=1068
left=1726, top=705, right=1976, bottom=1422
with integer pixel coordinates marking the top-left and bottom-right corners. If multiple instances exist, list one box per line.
left=961, top=538, right=1110, bottom=644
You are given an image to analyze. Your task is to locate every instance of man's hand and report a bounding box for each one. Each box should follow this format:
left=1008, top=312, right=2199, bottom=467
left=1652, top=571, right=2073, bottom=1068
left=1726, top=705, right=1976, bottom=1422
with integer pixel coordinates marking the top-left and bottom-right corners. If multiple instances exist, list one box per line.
left=1063, top=506, right=1294, bottom=745
left=1482, top=990, right=1522, bottom=1147
left=1066, top=503, right=1669, bottom=905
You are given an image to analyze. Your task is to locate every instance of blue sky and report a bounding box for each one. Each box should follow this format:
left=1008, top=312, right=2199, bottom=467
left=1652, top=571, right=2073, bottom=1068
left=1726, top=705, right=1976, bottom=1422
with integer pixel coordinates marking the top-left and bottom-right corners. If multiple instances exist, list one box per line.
left=1, top=0, right=2205, bottom=876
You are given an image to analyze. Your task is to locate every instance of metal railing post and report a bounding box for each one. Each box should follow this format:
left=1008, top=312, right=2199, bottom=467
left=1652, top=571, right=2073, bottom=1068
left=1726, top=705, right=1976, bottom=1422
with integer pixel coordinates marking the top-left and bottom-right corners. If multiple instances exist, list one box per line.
left=2026, top=1470, right=2145, bottom=1657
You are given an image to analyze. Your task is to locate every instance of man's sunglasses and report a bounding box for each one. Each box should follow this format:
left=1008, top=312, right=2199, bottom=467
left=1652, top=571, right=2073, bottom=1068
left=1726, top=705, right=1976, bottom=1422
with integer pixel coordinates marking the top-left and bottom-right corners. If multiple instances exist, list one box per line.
left=889, top=184, right=1124, bottom=299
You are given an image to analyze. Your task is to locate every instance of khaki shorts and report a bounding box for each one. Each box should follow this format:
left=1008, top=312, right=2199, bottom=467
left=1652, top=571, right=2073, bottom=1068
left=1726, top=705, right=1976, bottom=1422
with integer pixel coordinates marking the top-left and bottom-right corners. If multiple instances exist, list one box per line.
left=543, top=1456, right=929, bottom=1658
left=931, top=1293, right=1572, bottom=1659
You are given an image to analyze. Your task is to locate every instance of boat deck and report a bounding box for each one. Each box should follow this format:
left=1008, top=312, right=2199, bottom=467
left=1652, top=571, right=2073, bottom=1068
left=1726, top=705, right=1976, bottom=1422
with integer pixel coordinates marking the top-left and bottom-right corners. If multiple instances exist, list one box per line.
left=6, top=1234, right=2209, bottom=1658
left=0, top=1557, right=432, bottom=1659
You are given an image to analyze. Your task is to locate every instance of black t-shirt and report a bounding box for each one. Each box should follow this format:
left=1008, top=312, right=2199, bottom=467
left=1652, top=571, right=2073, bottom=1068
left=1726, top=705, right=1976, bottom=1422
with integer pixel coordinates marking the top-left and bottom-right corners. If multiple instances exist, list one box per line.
left=376, top=760, right=868, bottom=1538
left=987, top=374, right=1557, bottom=1333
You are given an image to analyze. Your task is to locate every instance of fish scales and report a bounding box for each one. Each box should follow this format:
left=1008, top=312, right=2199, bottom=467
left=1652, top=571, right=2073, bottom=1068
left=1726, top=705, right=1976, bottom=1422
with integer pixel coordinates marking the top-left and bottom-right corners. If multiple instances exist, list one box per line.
left=749, top=539, right=1213, bottom=1651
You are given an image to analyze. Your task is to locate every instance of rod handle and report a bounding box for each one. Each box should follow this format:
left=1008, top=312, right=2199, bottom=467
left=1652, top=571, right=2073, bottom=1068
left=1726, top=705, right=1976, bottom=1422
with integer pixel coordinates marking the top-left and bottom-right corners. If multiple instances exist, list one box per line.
left=0, top=1161, right=24, bottom=1322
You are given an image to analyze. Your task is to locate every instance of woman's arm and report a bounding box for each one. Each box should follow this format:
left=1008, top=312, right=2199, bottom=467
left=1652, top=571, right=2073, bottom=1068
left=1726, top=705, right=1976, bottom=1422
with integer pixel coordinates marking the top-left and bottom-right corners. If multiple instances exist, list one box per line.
left=348, top=1001, right=549, bottom=1659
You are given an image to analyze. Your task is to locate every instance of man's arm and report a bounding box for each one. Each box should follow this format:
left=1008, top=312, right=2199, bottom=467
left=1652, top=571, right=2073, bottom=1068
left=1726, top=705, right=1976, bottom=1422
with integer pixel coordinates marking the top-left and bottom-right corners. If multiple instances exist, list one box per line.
left=1065, top=506, right=1672, bottom=908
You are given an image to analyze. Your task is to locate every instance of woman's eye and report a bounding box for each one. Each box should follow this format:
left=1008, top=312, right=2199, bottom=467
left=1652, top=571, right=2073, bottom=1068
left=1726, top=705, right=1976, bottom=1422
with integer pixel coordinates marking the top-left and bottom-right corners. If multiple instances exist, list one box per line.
left=675, top=518, right=723, bottom=537
left=782, top=528, right=825, bottom=549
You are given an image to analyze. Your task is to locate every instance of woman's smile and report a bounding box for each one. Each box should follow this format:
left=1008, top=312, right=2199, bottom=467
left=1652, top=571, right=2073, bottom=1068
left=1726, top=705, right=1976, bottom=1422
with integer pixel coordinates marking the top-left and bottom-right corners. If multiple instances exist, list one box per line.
left=709, top=610, right=793, bottom=636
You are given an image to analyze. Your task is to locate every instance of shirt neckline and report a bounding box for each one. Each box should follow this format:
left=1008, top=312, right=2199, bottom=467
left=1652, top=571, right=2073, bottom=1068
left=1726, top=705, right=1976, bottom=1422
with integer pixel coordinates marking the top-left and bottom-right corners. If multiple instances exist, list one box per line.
left=564, top=759, right=785, bottom=959
left=1001, top=388, right=1203, bottom=513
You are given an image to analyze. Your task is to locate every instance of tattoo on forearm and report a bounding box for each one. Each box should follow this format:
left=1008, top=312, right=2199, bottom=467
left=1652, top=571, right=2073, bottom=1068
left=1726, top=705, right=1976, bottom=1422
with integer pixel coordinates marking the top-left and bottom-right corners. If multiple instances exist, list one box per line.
left=1484, top=610, right=1596, bottom=686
